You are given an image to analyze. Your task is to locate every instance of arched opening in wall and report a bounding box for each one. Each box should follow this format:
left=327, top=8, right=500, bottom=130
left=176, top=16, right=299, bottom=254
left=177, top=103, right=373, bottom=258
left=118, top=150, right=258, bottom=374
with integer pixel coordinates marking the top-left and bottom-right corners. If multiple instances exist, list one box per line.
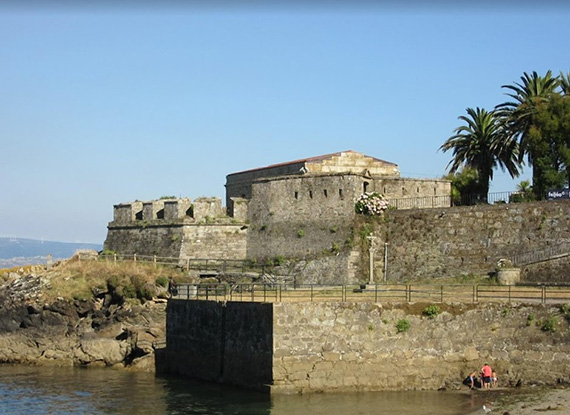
left=417, top=187, right=420, bottom=193
left=186, top=205, right=194, bottom=218
left=402, top=187, right=407, bottom=196
left=294, top=191, right=299, bottom=199
left=309, top=190, right=313, bottom=199
left=324, top=189, right=328, bottom=198
left=157, top=209, right=165, bottom=219
left=363, top=181, right=369, bottom=193
left=434, top=187, right=437, bottom=195
left=135, top=210, right=143, bottom=220
left=339, top=189, right=344, bottom=198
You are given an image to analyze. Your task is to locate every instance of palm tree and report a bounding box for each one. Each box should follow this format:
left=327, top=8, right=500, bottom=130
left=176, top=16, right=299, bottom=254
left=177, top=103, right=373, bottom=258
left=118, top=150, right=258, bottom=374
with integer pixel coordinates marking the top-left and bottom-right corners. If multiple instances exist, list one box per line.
left=496, top=71, right=559, bottom=163
left=559, top=71, right=570, bottom=95
left=440, top=107, right=520, bottom=202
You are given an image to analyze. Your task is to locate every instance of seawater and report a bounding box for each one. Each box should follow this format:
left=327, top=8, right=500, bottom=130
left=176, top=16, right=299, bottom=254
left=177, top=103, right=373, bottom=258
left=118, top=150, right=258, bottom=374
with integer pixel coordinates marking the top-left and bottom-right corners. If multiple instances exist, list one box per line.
left=0, top=365, right=489, bottom=415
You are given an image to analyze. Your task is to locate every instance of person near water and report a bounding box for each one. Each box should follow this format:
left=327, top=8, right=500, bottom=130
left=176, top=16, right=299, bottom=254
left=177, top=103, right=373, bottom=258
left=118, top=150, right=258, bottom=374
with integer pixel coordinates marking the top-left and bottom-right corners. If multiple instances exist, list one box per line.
left=481, top=363, right=493, bottom=389
left=491, top=370, right=498, bottom=388
left=463, top=370, right=480, bottom=389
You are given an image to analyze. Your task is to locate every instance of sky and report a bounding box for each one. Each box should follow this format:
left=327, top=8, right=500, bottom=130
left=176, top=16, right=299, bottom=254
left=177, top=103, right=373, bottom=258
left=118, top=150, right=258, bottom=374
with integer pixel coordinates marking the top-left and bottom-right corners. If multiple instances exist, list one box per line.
left=1, top=1, right=569, bottom=244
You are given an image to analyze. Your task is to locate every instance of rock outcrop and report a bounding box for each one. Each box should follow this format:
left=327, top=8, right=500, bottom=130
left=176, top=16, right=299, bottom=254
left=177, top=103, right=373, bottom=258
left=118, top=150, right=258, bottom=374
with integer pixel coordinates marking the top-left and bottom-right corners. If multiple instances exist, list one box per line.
left=0, top=271, right=166, bottom=371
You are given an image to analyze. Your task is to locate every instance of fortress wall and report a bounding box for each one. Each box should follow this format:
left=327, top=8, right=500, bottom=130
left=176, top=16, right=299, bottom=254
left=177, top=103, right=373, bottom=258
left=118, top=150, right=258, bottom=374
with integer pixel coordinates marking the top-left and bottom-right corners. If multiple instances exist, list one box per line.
left=104, top=224, right=183, bottom=258
left=246, top=175, right=362, bottom=260
left=375, top=200, right=570, bottom=281
left=180, top=224, right=247, bottom=261
left=166, top=300, right=570, bottom=393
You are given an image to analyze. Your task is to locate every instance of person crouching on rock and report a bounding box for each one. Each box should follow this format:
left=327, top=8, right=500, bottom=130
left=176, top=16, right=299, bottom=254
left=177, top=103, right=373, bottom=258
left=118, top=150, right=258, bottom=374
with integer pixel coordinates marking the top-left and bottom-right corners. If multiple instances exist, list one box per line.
left=463, top=371, right=480, bottom=390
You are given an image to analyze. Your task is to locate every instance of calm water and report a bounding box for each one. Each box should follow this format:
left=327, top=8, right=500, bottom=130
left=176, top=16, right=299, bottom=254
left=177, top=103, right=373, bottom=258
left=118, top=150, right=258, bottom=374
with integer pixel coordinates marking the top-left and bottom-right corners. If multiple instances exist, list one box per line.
left=0, top=365, right=490, bottom=415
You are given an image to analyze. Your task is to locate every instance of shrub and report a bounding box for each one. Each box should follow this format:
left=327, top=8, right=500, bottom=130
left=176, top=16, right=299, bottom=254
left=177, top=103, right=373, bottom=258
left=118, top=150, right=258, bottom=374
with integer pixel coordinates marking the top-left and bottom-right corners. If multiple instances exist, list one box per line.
left=396, top=319, right=410, bottom=333
left=541, top=316, right=559, bottom=332
left=155, top=276, right=169, bottom=288
left=355, top=192, right=389, bottom=215
left=297, top=229, right=305, bottom=238
left=423, top=304, right=441, bottom=319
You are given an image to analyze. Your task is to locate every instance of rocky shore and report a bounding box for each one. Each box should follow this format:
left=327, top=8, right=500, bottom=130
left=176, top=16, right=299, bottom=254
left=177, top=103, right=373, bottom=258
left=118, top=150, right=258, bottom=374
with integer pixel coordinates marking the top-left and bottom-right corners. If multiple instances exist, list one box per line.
left=0, top=262, right=167, bottom=371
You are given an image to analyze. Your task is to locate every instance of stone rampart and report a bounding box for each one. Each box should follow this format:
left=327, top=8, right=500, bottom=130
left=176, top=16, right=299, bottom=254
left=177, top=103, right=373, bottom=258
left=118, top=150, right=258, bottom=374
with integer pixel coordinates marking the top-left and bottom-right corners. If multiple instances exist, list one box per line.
left=166, top=300, right=570, bottom=393
left=375, top=200, right=570, bottom=281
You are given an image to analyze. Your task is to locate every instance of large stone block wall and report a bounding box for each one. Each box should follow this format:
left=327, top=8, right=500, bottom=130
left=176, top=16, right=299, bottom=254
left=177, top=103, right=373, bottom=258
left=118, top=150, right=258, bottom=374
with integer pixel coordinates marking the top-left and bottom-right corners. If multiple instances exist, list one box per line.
left=180, top=224, right=247, bottom=260
left=166, top=300, right=570, bottom=393
left=166, top=300, right=273, bottom=390
left=246, top=175, right=362, bottom=260
left=376, top=200, right=570, bottom=281
left=104, top=225, right=184, bottom=258
left=272, top=301, right=570, bottom=393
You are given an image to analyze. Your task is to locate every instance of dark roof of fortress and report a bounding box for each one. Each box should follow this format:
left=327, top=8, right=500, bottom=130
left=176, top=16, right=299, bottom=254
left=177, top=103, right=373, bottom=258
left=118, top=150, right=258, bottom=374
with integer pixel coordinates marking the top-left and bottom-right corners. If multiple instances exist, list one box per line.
left=227, top=150, right=397, bottom=177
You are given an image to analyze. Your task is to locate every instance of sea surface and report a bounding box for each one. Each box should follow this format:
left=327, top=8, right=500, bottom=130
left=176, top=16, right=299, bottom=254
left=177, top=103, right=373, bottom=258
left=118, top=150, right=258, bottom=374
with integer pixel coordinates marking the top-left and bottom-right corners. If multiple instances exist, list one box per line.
left=0, top=365, right=491, bottom=415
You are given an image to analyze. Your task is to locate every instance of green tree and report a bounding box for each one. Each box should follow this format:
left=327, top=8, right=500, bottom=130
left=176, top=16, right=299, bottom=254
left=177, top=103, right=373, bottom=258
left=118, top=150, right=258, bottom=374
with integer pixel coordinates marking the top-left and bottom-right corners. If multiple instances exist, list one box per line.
left=440, top=107, right=520, bottom=202
left=528, top=93, right=570, bottom=193
left=559, top=71, right=570, bottom=96
left=443, top=167, right=479, bottom=205
left=496, top=71, right=560, bottom=198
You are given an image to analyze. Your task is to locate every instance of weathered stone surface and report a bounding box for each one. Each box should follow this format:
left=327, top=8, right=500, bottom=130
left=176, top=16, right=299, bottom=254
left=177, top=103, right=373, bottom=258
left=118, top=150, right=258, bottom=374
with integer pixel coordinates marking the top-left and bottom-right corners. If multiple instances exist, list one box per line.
left=0, top=272, right=166, bottom=370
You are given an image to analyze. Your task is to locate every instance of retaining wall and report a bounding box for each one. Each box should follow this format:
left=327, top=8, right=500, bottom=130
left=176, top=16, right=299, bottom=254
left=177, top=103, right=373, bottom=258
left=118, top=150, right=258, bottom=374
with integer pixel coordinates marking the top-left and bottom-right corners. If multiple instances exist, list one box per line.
left=166, top=300, right=570, bottom=393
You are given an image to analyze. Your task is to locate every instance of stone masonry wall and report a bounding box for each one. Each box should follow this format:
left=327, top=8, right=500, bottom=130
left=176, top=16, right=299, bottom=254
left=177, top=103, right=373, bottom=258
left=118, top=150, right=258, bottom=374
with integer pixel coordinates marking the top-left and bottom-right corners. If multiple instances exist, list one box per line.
left=374, top=200, right=570, bottom=281
left=272, top=301, right=570, bottom=393
left=166, top=300, right=570, bottom=393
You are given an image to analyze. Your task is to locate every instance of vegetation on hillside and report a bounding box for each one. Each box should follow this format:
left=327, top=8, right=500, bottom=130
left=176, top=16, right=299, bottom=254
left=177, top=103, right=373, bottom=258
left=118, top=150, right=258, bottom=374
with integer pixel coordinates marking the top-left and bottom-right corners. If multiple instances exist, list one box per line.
left=1, top=255, right=191, bottom=304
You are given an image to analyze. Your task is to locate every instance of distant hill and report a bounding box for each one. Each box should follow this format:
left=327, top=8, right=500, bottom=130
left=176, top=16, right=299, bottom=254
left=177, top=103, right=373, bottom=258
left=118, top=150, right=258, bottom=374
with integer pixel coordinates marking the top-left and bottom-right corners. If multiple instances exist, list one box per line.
left=0, top=237, right=102, bottom=268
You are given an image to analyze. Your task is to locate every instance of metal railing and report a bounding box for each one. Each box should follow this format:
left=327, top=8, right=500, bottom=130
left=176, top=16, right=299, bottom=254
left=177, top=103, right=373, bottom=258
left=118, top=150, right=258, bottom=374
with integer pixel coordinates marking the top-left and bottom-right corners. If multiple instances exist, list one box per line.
left=171, top=283, right=570, bottom=305
left=84, top=253, right=270, bottom=274
left=511, top=243, right=570, bottom=267
left=388, top=191, right=534, bottom=210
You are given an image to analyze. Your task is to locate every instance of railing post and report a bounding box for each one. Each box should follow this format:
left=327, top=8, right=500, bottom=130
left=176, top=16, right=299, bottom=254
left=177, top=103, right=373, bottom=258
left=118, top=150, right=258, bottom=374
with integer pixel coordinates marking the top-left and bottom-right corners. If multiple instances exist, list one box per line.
left=375, top=284, right=378, bottom=302
left=440, top=285, right=444, bottom=303
left=186, top=258, right=189, bottom=271
left=311, top=285, right=314, bottom=302
left=406, top=284, right=411, bottom=302
left=508, top=285, right=511, bottom=303
left=542, top=286, right=546, bottom=304
left=134, top=254, right=137, bottom=263
left=114, top=254, right=117, bottom=263
left=153, top=255, right=157, bottom=268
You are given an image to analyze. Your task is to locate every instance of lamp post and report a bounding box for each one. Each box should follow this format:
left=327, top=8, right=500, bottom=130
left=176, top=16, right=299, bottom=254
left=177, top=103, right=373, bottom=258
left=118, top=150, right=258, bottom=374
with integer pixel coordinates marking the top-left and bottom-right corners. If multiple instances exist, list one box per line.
left=366, top=234, right=377, bottom=285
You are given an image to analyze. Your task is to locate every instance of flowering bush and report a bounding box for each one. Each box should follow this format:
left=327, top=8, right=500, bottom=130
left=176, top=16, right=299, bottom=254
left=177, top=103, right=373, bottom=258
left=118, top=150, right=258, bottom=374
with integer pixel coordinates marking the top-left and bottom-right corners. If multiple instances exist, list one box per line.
left=355, top=192, right=389, bottom=215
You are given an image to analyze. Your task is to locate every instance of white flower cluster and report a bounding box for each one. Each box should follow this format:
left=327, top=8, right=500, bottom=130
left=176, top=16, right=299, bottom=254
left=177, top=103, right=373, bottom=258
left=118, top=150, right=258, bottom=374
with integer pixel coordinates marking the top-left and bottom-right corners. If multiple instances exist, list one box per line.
left=355, top=192, right=389, bottom=215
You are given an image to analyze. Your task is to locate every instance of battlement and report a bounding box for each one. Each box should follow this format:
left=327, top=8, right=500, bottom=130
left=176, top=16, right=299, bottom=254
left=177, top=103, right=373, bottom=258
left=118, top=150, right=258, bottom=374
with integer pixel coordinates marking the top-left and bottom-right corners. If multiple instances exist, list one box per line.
left=111, top=197, right=234, bottom=225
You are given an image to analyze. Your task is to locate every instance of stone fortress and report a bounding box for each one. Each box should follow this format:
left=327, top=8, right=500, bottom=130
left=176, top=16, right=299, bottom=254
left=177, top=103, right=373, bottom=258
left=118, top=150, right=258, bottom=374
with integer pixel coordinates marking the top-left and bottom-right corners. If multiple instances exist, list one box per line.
left=104, top=150, right=451, bottom=283
left=105, top=149, right=570, bottom=283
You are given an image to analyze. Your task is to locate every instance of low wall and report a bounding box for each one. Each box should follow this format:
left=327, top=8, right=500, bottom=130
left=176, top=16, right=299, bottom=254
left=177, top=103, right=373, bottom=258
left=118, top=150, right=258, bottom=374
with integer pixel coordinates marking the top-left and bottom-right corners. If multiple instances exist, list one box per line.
left=166, top=300, right=570, bottom=393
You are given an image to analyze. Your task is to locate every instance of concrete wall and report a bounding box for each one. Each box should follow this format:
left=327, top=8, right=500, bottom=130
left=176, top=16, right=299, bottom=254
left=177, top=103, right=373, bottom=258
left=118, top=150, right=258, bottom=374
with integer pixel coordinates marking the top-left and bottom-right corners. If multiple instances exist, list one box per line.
left=166, top=300, right=273, bottom=390
left=166, top=300, right=570, bottom=394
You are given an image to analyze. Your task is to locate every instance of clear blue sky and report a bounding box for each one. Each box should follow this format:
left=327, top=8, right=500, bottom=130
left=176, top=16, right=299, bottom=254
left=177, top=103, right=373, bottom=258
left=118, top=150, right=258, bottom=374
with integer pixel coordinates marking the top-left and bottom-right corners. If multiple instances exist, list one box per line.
left=1, top=1, right=569, bottom=244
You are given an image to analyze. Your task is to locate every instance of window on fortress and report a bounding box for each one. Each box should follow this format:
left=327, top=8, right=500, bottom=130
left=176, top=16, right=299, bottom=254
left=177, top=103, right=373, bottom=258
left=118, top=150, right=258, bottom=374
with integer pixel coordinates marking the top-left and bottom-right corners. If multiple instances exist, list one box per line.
left=383, top=186, right=386, bottom=194
left=309, top=190, right=313, bottom=199
left=324, top=189, right=328, bottom=197
left=157, top=209, right=165, bottom=219
left=294, top=191, right=299, bottom=199
left=363, top=181, right=369, bottom=193
left=135, top=210, right=143, bottom=220
left=417, top=187, right=420, bottom=193
left=339, top=189, right=343, bottom=198
left=434, top=188, right=437, bottom=195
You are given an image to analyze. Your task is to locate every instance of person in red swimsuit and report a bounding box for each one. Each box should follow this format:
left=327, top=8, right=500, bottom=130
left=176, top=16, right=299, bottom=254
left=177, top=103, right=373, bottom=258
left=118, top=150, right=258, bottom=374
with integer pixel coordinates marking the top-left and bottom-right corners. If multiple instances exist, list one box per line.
left=481, top=363, right=493, bottom=389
